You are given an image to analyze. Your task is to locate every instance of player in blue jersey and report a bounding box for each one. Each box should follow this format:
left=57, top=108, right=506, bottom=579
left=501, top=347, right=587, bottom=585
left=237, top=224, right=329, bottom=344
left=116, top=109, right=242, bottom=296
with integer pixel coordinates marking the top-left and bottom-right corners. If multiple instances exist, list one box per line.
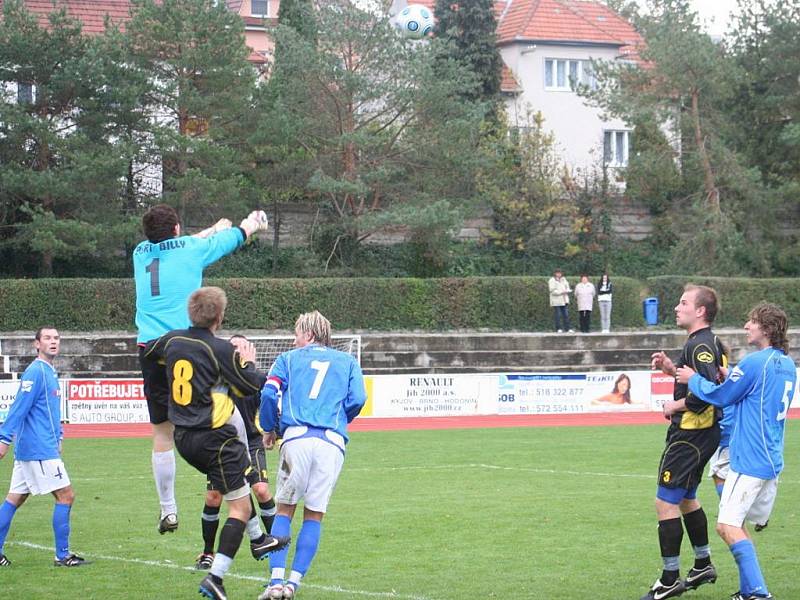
left=134, top=203, right=268, bottom=534
left=0, top=328, right=88, bottom=567
left=258, top=311, right=367, bottom=600
left=677, top=303, right=796, bottom=600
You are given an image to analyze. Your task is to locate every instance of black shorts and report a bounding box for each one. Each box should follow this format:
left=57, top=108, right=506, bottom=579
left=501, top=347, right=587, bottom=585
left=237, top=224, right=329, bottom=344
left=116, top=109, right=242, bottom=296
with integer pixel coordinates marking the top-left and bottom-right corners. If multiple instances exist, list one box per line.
left=248, top=445, right=270, bottom=484
left=657, top=426, right=720, bottom=491
left=174, top=424, right=250, bottom=495
left=139, top=345, right=170, bottom=425
left=206, top=443, right=269, bottom=491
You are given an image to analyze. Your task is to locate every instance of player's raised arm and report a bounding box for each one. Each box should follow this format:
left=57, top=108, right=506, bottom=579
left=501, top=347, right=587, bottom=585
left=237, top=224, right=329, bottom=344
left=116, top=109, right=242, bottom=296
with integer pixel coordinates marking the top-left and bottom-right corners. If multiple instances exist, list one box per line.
left=685, top=360, right=755, bottom=408
left=193, top=218, right=232, bottom=239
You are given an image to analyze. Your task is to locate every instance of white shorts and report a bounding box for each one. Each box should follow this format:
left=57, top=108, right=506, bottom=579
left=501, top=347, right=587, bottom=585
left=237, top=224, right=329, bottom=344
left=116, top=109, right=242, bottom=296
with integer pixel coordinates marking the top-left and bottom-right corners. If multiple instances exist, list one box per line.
left=275, top=429, right=344, bottom=513
left=9, top=459, right=71, bottom=496
left=718, top=469, right=778, bottom=527
left=707, top=446, right=730, bottom=480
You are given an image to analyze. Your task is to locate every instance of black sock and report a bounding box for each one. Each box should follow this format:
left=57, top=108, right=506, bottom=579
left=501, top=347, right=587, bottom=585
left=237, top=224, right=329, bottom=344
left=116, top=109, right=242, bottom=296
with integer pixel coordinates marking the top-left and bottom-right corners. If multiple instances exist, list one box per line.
left=259, top=498, right=276, bottom=533
left=658, top=517, right=683, bottom=584
left=217, top=518, right=246, bottom=559
left=683, top=508, right=711, bottom=568
left=201, top=504, right=221, bottom=555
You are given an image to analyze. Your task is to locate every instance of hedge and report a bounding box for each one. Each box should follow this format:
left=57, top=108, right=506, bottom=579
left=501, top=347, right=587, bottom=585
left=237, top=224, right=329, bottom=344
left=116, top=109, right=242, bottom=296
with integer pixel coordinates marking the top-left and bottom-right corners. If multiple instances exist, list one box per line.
left=646, top=276, right=800, bottom=327
left=0, top=276, right=796, bottom=332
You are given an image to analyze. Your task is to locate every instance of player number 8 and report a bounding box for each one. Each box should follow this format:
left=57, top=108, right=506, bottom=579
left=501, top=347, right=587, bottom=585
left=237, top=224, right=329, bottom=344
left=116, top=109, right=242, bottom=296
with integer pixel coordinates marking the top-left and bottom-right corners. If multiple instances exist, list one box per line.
left=173, top=359, right=194, bottom=406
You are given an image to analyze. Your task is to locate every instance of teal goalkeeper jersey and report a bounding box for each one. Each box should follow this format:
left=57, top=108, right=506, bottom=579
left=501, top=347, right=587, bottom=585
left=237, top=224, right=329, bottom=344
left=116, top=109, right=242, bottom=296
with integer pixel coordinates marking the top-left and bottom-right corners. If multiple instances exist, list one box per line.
left=133, top=228, right=244, bottom=343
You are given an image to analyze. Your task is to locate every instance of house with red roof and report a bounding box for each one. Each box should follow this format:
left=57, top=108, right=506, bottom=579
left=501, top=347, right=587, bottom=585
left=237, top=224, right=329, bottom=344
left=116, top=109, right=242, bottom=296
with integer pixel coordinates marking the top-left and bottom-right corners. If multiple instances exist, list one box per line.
left=5, top=0, right=642, bottom=172
left=396, top=0, right=643, bottom=171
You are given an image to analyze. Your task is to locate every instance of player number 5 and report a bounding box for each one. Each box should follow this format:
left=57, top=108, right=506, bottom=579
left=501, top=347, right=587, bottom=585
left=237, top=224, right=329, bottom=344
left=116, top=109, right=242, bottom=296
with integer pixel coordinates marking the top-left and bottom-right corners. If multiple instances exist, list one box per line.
left=777, top=380, right=793, bottom=421
left=309, top=360, right=330, bottom=400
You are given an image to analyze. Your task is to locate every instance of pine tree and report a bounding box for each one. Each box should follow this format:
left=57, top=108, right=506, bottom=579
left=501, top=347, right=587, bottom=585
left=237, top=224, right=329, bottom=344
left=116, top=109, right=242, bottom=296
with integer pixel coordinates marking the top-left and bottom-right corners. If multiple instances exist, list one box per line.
left=0, top=0, right=135, bottom=276
left=125, top=0, right=258, bottom=225
left=433, top=0, right=502, bottom=110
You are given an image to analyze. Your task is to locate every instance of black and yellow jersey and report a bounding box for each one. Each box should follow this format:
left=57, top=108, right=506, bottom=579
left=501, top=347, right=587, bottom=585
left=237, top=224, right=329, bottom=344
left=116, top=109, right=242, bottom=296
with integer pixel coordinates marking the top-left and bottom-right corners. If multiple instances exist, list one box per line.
left=143, top=327, right=266, bottom=429
left=672, top=326, right=727, bottom=431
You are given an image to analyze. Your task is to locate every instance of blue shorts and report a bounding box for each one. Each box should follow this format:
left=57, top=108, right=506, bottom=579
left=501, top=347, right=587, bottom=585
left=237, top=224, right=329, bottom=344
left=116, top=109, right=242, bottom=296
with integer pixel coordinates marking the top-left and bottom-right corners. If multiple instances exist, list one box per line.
left=657, top=484, right=698, bottom=505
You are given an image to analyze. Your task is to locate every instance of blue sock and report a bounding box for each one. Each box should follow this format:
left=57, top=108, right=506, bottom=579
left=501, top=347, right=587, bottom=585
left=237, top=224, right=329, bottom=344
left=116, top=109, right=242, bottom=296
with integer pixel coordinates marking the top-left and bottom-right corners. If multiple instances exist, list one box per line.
left=731, top=539, right=768, bottom=597
left=0, top=500, right=18, bottom=553
left=715, top=483, right=724, bottom=497
left=290, top=520, right=321, bottom=576
left=269, top=514, right=291, bottom=574
left=53, top=503, right=71, bottom=560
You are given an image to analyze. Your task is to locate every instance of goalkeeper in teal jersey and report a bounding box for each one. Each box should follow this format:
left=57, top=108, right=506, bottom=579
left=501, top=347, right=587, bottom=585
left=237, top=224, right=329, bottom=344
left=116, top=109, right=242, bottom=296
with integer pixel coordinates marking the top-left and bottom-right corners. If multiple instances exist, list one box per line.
left=258, top=311, right=366, bottom=600
left=133, top=203, right=268, bottom=535
left=677, top=303, right=797, bottom=600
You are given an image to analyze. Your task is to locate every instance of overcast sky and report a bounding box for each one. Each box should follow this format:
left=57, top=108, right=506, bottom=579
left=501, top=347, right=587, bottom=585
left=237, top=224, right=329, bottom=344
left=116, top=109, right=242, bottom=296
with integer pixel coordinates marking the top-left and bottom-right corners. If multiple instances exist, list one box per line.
left=690, top=0, right=740, bottom=36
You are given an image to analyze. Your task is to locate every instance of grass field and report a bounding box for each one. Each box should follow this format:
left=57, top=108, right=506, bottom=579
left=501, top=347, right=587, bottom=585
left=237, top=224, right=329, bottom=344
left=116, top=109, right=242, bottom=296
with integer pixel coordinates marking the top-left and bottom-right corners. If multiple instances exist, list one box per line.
left=1, top=421, right=799, bottom=600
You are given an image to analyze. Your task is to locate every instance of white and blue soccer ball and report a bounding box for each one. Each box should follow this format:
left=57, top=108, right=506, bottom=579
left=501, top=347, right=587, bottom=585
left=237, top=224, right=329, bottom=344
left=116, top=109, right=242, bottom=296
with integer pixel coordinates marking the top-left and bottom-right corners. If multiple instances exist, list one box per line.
left=395, top=4, right=434, bottom=39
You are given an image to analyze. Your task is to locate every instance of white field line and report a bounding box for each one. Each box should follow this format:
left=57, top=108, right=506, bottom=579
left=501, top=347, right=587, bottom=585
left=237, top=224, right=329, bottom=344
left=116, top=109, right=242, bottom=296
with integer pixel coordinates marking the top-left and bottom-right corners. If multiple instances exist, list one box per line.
left=9, top=541, right=434, bottom=600
left=69, top=464, right=800, bottom=485
left=347, top=463, right=655, bottom=480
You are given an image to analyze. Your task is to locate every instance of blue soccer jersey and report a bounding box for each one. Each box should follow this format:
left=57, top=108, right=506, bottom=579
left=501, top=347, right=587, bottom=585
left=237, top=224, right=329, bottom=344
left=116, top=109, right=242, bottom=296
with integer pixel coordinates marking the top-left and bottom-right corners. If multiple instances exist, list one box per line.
left=0, top=359, right=62, bottom=460
left=259, top=344, right=366, bottom=444
left=688, top=347, right=797, bottom=480
left=133, top=228, right=244, bottom=343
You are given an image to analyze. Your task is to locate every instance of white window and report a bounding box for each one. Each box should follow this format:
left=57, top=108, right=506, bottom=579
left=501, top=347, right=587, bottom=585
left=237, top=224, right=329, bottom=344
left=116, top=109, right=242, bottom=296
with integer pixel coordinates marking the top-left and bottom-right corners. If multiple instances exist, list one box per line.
left=604, top=130, right=630, bottom=167
left=251, top=0, right=268, bottom=16
left=544, top=59, right=598, bottom=91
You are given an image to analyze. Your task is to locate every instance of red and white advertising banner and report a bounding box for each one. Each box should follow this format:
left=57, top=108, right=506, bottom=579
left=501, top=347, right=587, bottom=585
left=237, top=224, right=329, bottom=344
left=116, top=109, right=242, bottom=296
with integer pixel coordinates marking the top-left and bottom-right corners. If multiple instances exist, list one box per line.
left=66, top=379, right=149, bottom=424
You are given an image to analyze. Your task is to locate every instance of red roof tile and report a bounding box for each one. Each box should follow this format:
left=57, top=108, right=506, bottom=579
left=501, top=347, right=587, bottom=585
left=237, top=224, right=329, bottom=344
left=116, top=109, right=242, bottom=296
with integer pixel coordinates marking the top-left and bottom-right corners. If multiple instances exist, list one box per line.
left=495, top=0, right=642, bottom=52
left=1, top=0, right=134, bottom=34
left=500, top=63, right=521, bottom=93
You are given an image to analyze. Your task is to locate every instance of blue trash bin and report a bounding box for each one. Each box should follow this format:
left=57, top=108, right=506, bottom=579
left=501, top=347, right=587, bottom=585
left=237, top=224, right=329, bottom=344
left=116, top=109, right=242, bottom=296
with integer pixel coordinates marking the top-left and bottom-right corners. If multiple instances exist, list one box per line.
left=644, top=297, right=659, bottom=326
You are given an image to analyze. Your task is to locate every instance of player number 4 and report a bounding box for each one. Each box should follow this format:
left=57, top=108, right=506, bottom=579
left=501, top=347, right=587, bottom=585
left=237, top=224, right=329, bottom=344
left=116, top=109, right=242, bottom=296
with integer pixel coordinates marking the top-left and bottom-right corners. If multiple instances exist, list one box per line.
left=777, top=380, right=794, bottom=421
left=309, top=360, right=330, bottom=399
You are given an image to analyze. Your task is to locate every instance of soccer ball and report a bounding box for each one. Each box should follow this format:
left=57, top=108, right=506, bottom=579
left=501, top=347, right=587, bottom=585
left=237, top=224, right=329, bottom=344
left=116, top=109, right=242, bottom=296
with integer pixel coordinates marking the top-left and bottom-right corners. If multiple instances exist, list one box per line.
left=395, top=4, right=434, bottom=39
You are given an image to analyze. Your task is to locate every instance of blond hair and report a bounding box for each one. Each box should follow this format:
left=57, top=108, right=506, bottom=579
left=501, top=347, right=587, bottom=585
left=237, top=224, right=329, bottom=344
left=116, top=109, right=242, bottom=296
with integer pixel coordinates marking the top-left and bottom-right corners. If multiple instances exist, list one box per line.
left=188, top=287, right=227, bottom=329
left=295, top=310, right=332, bottom=347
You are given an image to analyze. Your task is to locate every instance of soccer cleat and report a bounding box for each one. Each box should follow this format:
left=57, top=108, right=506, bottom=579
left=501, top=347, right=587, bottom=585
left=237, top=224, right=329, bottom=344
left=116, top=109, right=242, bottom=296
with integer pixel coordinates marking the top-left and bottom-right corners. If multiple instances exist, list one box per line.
left=684, top=563, right=717, bottom=590
left=754, top=520, right=769, bottom=532
left=282, top=583, right=297, bottom=599
left=639, top=578, right=686, bottom=600
left=158, top=513, right=178, bottom=534
left=0, top=553, right=11, bottom=566
left=194, top=552, right=214, bottom=570
left=250, top=534, right=291, bottom=560
left=199, top=574, right=227, bottom=600
left=730, top=593, right=773, bottom=600
left=54, top=553, right=90, bottom=567
left=257, top=583, right=285, bottom=600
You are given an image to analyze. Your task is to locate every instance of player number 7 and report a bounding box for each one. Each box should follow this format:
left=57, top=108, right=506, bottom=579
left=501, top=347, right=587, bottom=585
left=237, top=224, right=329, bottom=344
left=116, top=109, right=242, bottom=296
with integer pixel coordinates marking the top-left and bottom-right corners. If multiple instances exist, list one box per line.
left=309, top=360, right=330, bottom=400
left=777, top=380, right=793, bottom=421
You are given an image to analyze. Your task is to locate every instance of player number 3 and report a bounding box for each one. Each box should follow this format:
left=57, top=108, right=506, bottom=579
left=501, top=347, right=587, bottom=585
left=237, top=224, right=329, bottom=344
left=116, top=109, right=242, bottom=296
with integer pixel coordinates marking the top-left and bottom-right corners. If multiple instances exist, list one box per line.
left=172, top=359, right=194, bottom=406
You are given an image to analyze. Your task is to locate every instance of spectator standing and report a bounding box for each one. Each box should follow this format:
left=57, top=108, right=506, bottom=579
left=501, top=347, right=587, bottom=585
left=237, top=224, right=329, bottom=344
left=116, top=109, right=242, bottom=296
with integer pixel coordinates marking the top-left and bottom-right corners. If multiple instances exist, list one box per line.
left=548, top=269, right=573, bottom=333
left=574, top=275, right=596, bottom=333
left=597, top=273, right=613, bottom=333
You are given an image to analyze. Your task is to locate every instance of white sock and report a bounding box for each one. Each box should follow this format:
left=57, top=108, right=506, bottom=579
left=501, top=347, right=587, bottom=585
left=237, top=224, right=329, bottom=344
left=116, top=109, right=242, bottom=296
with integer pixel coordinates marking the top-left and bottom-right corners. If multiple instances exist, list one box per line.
left=287, top=570, right=303, bottom=588
left=270, top=567, right=285, bottom=582
left=151, top=450, right=177, bottom=516
left=210, top=552, right=233, bottom=579
left=246, top=516, right=263, bottom=541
